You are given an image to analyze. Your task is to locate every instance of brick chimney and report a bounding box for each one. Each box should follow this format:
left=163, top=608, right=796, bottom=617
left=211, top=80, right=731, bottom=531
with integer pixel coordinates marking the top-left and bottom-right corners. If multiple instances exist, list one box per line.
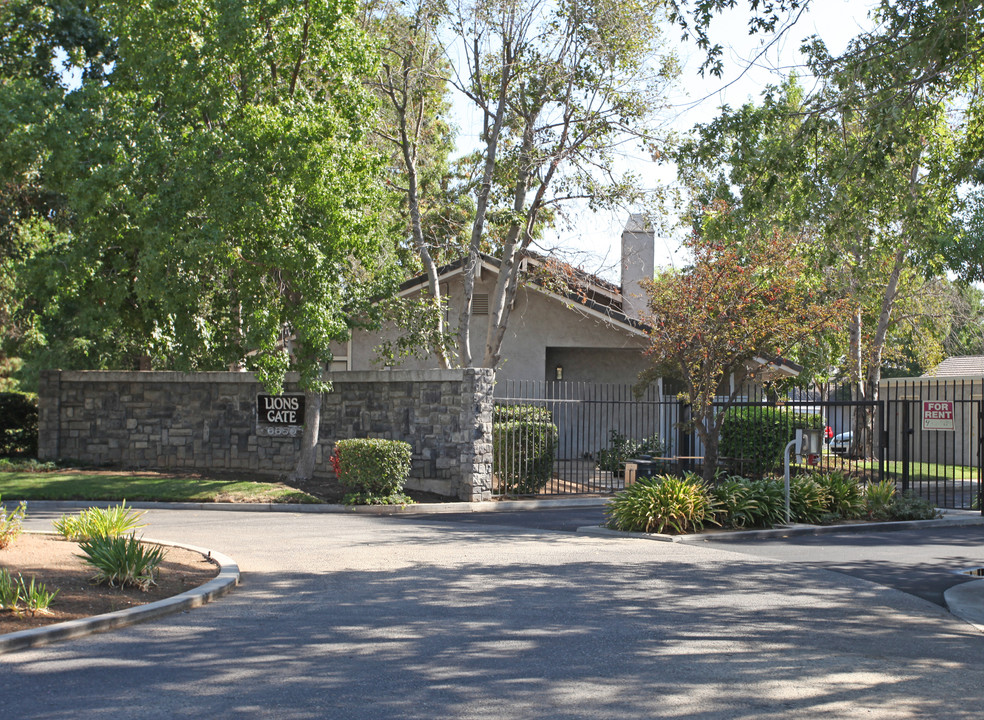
left=620, top=214, right=655, bottom=320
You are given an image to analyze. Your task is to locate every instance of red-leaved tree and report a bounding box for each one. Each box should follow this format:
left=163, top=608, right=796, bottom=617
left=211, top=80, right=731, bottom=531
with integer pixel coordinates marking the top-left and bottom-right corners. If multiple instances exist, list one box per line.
left=641, top=231, right=845, bottom=483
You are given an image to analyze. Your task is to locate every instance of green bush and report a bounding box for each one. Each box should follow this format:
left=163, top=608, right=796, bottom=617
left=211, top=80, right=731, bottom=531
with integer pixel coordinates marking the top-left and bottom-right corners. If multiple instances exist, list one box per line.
left=789, top=475, right=828, bottom=524
left=889, top=491, right=941, bottom=521
left=0, top=495, right=26, bottom=549
left=331, top=438, right=413, bottom=500
left=710, top=476, right=786, bottom=528
left=53, top=502, right=147, bottom=542
left=709, top=477, right=759, bottom=529
left=0, top=457, right=56, bottom=472
left=492, top=405, right=557, bottom=495
left=595, top=430, right=665, bottom=475
left=864, top=480, right=897, bottom=520
left=816, top=471, right=865, bottom=519
left=0, top=392, right=38, bottom=457
left=606, top=473, right=717, bottom=534
left=719, top=407, right=824, bottom=476
left=77, top=534, right=168, bottom=590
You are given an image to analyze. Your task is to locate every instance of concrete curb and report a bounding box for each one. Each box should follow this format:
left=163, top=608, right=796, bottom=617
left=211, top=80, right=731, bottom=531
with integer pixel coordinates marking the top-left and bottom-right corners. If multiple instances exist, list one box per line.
left=0, top=537, right=240, bottom=655
left=575, top=511, right=984, bottom=543
left=944, top=580, right=984, bottom=633
left=10, top=497, right=610, bottom=515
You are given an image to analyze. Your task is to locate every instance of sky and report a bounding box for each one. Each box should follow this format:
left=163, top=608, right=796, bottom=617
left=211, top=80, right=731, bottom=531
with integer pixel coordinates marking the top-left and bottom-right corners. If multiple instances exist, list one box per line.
left=467, top=0, right=881, bottom=281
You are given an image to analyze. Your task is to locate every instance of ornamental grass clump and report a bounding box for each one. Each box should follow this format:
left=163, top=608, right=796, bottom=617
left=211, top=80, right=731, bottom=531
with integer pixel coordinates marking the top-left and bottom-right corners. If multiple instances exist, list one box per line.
left=788, top=475, right=828, bottom=525
left=77, top=534, right=167, bottom=590
left=817, top=471, right=865, bottom=520
left=710, top=476, right=787, bottom=528
left=0, top=495, right=26, bottom=549
left=606, top=473, right=717, bottom=534
left=864, top=479, right=897, bottom=520
left=708, top=476, right=759, bottom=529
left=54, top=502, right=147, bottom=541
left=0, top=568, right=58, bottom=615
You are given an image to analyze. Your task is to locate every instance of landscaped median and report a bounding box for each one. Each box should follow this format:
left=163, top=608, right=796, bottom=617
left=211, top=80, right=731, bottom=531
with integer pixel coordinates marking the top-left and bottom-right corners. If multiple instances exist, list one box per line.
left=602, top=470, right=942, bottom=537
left=0, top=500, right=239, bottom=653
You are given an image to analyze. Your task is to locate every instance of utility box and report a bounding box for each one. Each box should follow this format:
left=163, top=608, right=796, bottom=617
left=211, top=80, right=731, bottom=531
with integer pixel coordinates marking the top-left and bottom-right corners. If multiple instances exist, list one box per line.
left=796, top=428, right=824, bottom=455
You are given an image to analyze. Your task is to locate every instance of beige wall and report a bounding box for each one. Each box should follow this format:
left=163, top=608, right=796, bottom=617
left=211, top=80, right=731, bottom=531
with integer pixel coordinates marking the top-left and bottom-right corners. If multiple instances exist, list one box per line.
left=343, top=269, right=649, bottom=386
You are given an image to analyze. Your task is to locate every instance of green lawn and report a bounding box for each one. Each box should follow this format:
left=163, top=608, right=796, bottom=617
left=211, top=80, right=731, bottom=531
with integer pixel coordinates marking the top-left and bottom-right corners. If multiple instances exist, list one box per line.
left=878, top=460, right=978, bottom=482
left=0, top=467, right=321, bottom=504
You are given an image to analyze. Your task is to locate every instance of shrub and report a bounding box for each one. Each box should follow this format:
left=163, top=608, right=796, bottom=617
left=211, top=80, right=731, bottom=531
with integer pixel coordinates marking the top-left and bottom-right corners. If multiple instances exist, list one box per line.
left=719, top=407, right=824, bottom=476
left=709, top=477, right=759, bottom=529
left=743, top=479, right=786, bottom=527
left=53, top=502, right=147, bottom=542
left=864, top=480, right=897, bottom=520
left=789, top=475, right=828, bottom=524
left=595, top=430, right=665, bottom=475
left=0, top=392, right=38, bottom=457
left=331, top=438, right=413, bottom=500
left=710, top=476, right=785, bottom=528
left=0, top=568, right=58, bottom=615
left=606, top=473, right=717, bottom=534
left=0, top=457, right=56, bottom=472
left=0, top=495, right=26, bottom=549
left=492, top=405, right=557, bottom=495
left=816, top=471, right=865, bottom=519
left=890, top=491, right=941, bottom=521
left=77, top=534, right=168, bottom=590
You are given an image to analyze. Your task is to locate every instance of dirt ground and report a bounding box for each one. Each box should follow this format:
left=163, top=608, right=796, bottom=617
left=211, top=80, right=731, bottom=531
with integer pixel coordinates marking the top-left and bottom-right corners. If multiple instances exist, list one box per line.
left=0, top=533, right=220, bottom=635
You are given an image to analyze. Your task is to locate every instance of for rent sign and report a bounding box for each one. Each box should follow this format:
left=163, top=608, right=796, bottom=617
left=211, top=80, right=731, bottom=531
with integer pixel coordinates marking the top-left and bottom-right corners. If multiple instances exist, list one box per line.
left=922, top=400, right=955, bottom=431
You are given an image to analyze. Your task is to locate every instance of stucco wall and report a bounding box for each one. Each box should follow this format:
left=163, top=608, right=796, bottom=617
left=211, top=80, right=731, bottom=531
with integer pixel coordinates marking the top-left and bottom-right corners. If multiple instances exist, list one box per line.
left=346, top=271, right=648, bottom=387
left=38, top=369, right=494, bottom=501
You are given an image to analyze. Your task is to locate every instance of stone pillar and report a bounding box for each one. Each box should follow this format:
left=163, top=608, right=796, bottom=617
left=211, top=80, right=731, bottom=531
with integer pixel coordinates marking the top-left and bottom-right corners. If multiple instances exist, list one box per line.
left=457, top=367, right=495, bottom=501
left=37, top=370, right=61, bottom=461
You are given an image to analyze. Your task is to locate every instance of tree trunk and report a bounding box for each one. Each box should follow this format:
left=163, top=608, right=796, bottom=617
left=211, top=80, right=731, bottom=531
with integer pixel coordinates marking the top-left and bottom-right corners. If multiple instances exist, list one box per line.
left=290, top=389, right=323, bottom=482
left=698, top=417, right=719, bottom=485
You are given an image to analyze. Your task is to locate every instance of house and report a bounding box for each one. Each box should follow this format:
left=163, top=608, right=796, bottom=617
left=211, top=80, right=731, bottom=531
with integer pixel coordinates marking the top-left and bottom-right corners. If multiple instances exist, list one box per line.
left=332, top=215, right=658, bottom=388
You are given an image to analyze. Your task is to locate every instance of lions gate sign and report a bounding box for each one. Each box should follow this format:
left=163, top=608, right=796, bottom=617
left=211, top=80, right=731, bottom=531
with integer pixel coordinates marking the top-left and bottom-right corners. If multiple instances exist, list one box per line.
left=257, top=394, right=305, bottom=437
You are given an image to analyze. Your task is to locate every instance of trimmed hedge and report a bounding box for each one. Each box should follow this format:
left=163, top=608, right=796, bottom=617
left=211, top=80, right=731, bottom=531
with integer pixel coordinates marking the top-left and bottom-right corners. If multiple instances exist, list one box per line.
left=331, top=438, right=412, bottom=498
left=492, top=404, right=557, bottom=495
left=719, top=406, right=824, bottom=476
left=0, top=392, right=38, bottom=457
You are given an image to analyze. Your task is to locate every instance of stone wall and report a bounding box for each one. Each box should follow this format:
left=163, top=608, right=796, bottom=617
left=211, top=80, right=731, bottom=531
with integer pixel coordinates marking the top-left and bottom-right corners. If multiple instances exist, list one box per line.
left=38, top=369, right=494, bottom=501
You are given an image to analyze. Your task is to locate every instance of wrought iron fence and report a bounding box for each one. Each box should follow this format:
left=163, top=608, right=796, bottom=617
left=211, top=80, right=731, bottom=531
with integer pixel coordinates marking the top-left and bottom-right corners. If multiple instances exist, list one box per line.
left=492, top=378, right=983, bottom=513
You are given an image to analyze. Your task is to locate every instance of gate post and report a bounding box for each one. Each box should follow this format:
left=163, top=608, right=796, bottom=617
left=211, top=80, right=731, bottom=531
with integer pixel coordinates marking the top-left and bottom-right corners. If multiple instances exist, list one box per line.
left=901, top=400, right=912, bottom=494
left=978, top=398, right=983, bottom=517
left=677, top=400, right=691, bottom=473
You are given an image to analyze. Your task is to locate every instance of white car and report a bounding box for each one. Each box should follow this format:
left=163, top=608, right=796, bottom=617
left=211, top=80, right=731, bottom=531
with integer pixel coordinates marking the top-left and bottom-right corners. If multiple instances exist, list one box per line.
left=829, top=431, right=853, bottom=454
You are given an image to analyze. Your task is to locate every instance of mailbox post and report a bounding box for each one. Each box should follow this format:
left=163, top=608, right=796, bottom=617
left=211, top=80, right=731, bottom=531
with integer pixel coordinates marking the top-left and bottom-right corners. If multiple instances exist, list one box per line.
left=784, top=429, right=824, bottom=524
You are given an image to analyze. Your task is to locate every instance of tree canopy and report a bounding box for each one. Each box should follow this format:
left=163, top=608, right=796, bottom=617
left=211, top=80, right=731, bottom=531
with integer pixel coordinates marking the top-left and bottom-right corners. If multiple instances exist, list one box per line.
left=641, top=229, right=841, bottom=482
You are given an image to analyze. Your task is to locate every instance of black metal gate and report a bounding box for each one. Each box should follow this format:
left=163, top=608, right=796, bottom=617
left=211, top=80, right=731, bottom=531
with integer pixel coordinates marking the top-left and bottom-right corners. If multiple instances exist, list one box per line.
left=883, top=377, right=983, bottom=511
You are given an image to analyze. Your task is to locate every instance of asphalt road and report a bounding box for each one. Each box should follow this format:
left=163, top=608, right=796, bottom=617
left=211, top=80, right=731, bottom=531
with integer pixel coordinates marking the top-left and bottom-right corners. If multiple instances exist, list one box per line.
left=396, top=505, right=984, bottom=607
left=3, top=505, right=984, bottom=719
